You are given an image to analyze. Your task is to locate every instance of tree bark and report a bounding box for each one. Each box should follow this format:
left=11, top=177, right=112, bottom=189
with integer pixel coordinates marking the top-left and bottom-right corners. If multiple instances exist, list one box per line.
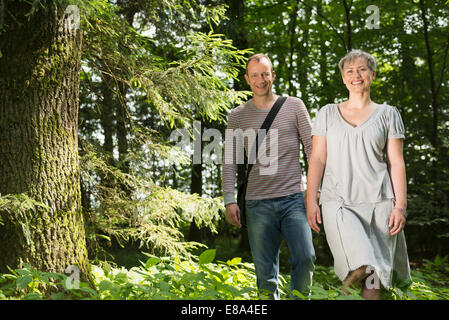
left=0, top=2, right=90, bottom=282
left=116, top=82, right=130, bottom=175
left=297, top=5, right=311, bottom=108
left=418, top=0, right=441, bottom=152
left=317, top=0, right=332, bottom=106
left=188, top=118, right=215, bottom=246
left=342, top=0, right=353, bottom=51
left=223, top=0, right=251, bottom=253
left=287, top=1, right=298, bottom=97
left=99, top=73, right=116, bottom=163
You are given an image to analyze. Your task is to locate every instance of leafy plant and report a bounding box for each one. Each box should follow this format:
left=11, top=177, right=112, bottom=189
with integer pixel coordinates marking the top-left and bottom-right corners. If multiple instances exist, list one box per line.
left=1, top=251, right=448, bottom=300
left=386, top=255, right=449, bottom=300
left=0, top=194, right=52, bottom=251
left=0, top=263, right=97, bottom=300
left=91, top=249, right=258, bottom=300
left=79, top=143, right=224, bottom=261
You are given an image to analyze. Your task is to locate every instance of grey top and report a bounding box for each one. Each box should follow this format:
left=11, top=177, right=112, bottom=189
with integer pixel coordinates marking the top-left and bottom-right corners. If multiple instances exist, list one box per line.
left=311, top=103, right=405, bottom=205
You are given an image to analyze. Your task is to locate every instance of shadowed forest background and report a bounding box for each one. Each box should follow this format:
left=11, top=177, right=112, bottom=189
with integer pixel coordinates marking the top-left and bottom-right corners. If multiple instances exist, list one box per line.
left=0, top=0, right=448, bottom=300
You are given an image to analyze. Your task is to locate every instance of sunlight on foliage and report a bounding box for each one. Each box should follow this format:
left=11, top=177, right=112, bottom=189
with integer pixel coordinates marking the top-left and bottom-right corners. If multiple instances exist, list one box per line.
left=1, top=251, right=448, bottom=300
left=79, top=142, right=223, bottom=260
left=79, top=0, right=251, bottom=128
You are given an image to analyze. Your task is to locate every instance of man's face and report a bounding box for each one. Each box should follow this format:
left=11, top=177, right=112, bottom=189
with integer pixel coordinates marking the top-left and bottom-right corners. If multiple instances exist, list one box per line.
left=244, top=58, right=275, bottom=97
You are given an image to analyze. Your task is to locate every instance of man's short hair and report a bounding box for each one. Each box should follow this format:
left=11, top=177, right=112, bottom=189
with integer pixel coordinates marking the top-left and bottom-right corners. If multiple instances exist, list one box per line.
left=338, top=49, right=377, bottom=74
left=246, top=53, right=273, bottom=74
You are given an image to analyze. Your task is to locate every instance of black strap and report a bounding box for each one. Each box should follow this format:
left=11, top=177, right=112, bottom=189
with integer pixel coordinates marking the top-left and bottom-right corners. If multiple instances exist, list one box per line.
left=244, top=96, right=287, bottom=181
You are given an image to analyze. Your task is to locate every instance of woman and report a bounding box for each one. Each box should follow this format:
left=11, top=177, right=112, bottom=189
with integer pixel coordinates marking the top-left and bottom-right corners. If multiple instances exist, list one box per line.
left=306, top=50, right=411, bottom=300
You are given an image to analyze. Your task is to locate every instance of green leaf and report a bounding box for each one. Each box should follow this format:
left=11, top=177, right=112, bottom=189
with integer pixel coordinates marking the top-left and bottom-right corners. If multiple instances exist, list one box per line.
left=198, top=249, right=216, bottom=265
left=114, top=272, right=128, bottom=283
left=158, top=280, right=170, bottom=292
left=79, top=286, right=99, bottom=299
left=98, top=280, right=115, bottom=292
left=145, top=257, right=161, bottom=269
left=22, top=292, right=42, bottom=300
left=103, top=262, right=112, bottom=276
left=50, top=292, right=66, bottom=300
left=16, top=275, right=33, bottom=291
left=235, top=272, right=246, bottom=283
left=227, top=257, right=242, bottom=266
left=292, top=289, right=307, bottom=300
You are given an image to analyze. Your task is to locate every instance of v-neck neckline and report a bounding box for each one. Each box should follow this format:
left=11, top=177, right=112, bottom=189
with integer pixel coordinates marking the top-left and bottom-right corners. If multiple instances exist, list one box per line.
left=335, top=103, right=382, bottom=129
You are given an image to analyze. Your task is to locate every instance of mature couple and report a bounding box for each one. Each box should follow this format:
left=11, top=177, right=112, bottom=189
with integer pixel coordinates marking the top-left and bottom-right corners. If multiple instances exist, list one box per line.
left=222, top=50, right=411, bottom=300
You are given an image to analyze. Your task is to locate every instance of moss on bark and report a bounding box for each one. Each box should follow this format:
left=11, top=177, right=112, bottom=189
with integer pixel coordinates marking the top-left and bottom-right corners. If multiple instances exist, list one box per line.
left=0, top=1, right=91, bottom=286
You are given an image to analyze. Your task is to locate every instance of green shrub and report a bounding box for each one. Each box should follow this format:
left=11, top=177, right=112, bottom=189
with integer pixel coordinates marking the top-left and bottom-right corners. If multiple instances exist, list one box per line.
left=91, top=249, right=259, bottom=300
left=1, top=251, right=448, bottom=300
left=386, top=255, right=449, bottom=300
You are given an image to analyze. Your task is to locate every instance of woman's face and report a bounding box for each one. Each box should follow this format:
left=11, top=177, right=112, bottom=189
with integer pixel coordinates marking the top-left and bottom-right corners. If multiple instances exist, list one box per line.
left=341, top=58, right=376, bottom=94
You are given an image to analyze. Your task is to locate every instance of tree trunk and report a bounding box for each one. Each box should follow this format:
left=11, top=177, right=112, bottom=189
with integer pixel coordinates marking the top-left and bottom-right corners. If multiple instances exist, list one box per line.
left=287, top=1, right=298, bottom=97
left=188, top=118, right=215, bottom=246
left=188, top=161, right=205, bottom=242
left=0, top=2, right=90, bottom=282
left=116, top=82, right=130, bottom=176
left=99, top=74, right=116, bottom=163
left=418, top=0, right=447, bottom=182
left=223, top=0, right=251, bottom=253
left=317, top=0, right=332, bottom=106
left=342, top=0, right=353, bottom=51
left=297, top=5, right=311, bottom=108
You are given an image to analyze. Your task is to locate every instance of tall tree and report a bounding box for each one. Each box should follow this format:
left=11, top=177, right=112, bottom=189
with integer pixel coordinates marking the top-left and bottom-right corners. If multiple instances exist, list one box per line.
left=76, top=0, right=249, bottom=257
left=0, top=1, right=90, bottom=281
left=220, top=0, right=252, bottom=252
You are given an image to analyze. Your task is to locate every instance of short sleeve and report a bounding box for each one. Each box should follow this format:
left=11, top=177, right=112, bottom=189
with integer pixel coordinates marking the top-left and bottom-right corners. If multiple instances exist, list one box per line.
left=388, top=107, right=405, bottom=139
left=311, top=105, right=328, bottom=137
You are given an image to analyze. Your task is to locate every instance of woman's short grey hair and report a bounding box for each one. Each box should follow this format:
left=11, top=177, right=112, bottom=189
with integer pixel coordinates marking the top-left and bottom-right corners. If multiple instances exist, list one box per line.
left=338, top=50, right=377, bottom=74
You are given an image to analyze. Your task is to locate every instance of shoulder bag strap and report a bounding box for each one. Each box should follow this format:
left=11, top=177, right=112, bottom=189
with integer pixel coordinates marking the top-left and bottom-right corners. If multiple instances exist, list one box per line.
left=245, top=96, right=287, bottom=181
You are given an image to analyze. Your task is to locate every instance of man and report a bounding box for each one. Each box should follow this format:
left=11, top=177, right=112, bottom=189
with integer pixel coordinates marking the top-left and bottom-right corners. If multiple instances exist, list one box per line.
left=222, top=53, right=315, bottom=299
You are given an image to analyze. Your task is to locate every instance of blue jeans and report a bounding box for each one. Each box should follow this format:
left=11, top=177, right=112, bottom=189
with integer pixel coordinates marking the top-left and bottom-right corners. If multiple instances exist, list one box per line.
left=246, top=192, right=315, bottom=299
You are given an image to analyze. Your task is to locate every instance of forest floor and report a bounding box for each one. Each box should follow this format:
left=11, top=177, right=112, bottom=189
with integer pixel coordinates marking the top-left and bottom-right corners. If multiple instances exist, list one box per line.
left=102, top=236, right=449, bottom=300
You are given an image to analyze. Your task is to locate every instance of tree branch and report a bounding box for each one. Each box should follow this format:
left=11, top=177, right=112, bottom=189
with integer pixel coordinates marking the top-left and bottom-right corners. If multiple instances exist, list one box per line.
left=342, top=0, right=352, bottom=51
left=435, top=32, right=449, bottom=98
left=297, top=0, right=348, bottom=52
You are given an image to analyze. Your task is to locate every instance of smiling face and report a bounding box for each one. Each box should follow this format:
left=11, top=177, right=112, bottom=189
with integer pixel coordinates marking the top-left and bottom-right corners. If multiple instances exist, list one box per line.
left=341, top=57, right=376, bottom=94
left=244, top=57, right=275, bottom=98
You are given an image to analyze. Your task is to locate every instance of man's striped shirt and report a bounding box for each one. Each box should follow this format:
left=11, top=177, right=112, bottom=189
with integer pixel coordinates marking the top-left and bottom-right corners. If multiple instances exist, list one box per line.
left=222, top=96, right=313, bottom=205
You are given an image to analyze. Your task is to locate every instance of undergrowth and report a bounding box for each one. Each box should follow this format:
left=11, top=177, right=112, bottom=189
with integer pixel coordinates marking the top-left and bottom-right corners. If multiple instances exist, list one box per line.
left=0, top=250, right=447, bottom=300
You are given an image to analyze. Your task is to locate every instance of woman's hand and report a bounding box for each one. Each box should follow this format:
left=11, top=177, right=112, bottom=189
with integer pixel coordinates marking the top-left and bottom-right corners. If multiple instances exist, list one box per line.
left=388, top=207, right=406, bottom=235
left=386, top=138, right=407, bottom=236
left=305, top=135, right=326, bottom=234
left=306, top=200, right=322, bottom=233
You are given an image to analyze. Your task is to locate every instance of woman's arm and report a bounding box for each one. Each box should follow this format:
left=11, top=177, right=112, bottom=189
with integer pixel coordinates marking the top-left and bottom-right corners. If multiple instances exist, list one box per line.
left=386, top=138, right=407, bottom=235
left=306, top=135, right=327, bottom=233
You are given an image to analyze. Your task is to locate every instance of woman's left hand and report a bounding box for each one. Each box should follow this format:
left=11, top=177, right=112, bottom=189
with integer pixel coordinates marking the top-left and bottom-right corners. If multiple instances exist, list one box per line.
left=388, top=208, right=406, bottom=235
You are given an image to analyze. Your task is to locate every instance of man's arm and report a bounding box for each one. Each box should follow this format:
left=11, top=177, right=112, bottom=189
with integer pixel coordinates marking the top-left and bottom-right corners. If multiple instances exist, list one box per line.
left=296, top=100, right=313, bottom=162
left=222, top=110, right=242, bottom=228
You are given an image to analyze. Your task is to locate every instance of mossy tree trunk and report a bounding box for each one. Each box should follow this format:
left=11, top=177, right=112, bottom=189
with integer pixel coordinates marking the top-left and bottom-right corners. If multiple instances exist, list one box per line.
left=0, top=2, right=90, bottom=281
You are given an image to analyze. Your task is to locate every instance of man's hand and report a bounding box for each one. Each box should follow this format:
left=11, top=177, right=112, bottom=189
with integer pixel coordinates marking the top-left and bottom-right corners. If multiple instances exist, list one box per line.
left=225, top=203, right=242, bottom=228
